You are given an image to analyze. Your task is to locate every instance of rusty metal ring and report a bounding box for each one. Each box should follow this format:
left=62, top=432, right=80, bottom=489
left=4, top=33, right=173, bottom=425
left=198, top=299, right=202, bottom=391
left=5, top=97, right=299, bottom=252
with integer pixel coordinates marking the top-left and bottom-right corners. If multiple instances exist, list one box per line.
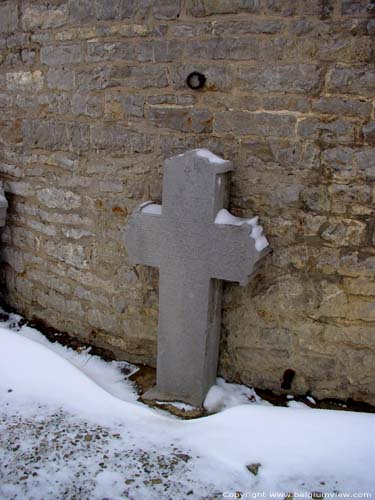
left=186, top=72, right=206, bottom=90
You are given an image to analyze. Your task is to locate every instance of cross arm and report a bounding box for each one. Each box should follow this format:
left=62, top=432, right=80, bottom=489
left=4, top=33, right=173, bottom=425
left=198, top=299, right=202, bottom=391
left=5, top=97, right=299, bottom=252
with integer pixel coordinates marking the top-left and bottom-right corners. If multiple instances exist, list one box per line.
left=123, top=204, right=164, bottom=269
left=209, top=223, right=270, bottom=286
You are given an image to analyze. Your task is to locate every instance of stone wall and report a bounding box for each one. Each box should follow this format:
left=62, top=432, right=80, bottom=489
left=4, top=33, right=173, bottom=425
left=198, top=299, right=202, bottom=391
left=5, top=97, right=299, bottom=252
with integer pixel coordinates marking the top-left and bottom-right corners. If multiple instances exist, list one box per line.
left=1, top=0, right=375, bottom=404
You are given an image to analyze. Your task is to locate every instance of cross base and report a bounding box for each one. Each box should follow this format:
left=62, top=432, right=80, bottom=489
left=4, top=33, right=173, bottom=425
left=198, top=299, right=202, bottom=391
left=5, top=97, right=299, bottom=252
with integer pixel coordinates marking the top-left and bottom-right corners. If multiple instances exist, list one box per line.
left=141, top=385, right=203, bottom=408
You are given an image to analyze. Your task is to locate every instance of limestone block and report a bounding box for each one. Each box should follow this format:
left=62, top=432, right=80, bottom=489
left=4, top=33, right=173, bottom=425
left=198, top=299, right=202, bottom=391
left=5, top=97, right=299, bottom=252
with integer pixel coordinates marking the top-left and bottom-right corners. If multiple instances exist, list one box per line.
left=152, top=0, right=181, bottom=19
left=363, top=122, right=375, bottom=145
left=47, top=69, right=75, bottom=91
left=6, top=71, right=44, bottom=92
left=146, top=107, right=213, bottom=133
left=214, top=112, right=296, bottom=137
left=22, top=4, right=68, bottom=30
left=41, top=44, right=82, bottom=66
left=238, top=64, right=322, bottom=94
left=320, top=218, right=367, bottom=246
left=327, top=67, right=375, bottom=96
left=298, top=117, right=355, bottom=144
left=36, top=187, right=81, bottom=210
left=356, top=149, right=375, bottom=180
left=0, top=2, right=18, bottom=34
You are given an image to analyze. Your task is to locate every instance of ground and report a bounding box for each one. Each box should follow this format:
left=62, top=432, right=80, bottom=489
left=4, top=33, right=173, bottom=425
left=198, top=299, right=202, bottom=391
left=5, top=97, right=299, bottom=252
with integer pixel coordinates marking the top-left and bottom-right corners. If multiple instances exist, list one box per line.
left=0, top=312, right=374, bottom=500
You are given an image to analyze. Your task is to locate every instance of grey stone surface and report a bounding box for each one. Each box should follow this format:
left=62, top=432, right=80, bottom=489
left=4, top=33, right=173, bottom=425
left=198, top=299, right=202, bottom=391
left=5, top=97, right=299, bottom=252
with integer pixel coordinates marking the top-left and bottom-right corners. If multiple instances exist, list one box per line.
left=238, top=64, right=322, bottom=94
left=363, top=121, right=375, bottom=145
left=41, top=44, right=82, bottom=66
left=124, top=150, right=269, bottom=406
left=0, top=2, right=18, bottom=34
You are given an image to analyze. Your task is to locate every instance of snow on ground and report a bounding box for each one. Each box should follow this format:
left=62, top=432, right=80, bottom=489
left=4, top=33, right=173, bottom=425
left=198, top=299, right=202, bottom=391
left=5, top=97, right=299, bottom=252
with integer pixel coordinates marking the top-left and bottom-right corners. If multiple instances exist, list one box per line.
left=1, top=314, right=375, bottom=499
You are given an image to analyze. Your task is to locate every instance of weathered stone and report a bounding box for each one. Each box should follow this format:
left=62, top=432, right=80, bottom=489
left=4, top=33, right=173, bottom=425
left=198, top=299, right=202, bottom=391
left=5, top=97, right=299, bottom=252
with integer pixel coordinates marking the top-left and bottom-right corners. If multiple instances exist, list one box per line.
left=367, top=19, right=375, bottom=35
left=347, top=297, right=375, bottom=321
left=329, top=184, right=372, bottom=215
left=137, top=40, right=182, bottom=62
left=22, top=120, right=90, bottom=152
left=74, top=286, right=109, bottom=306
left=0, top=2, right=18, bottom=34
left=72, top=93, right=103, bottom=118
left=343, top=277, right=375, bottom=296
left=186, top=37, right=262, bottom=61
left=362, top=122, right=375, bottom=145
left=5, top=181, right=34, bottom=197
left=339, top=253, right=375, bottom=278
left=69, top=0, right=143, bottom=22
left=87, top=42, right=136, bottom=62
left=215, top=112, right=296, bottom=137
left=356, top=149, right=375, bottom=180
left=78, top=65, right=168, bottom=90
left=28, top=269, right=71, bottom=296
left=318, top=36, right=373, bottom=64
left=98, top=181, right=124, bottom=193
left=298, top=117, right=355, bottom=144
left=95, top=0, right=142, bottom=20
left=301, top=186, right=330, bottom=212
left=186, top=0, right=261, bottom=16
left=1, top=248, right=25, bottom=273
left=312, top=97, right=372, bottom=118
left=320, top=218, right=366, bottom=246
left=41, top=44, right=82, bottom=66
left=146, top=107, right=213, bottom=133
left=104, top=94, right=144, bottom=119
left=152, top=0, right=181, bottom=19
left=36, top=188, right=81, bottom=210
left=327, top=67, right=375, bottom=96
left=6, top=71, right=44, bottom=92
left=44, top=240, right=88, bottom=269
left=36, top=289, right=84, bottom=317
left=341, top=0, right=369, bottom=15
left=87, top=309, right=120, bottom=334
left=170, top=22, right=212, bottom=37
left=301, top=214, right=327, bottom=236
left=21, top=49, right=36, bottom=66
left=90, top=126, right=150, bottom=152
left=214, top=19, right=284, bottom=35
left=22, top=4, right=68, bottom=30
left=68, top=0, right=95, bottom=23
left=262, top=95, right=309, bottom=113
left=238, top=64, right=322, bottom=94
left=62, top=228, right=94, bottom=240
left=247, top=463, right=261, bottom=476
left=47, top=68, right=75, bottom=91
left=322, top=147, right=355, bottom=183
left=6, top=33, right=29, bottom=49
left=26, top=220, right=56, bottom=237
left=0, top=163, right=23, bottom=178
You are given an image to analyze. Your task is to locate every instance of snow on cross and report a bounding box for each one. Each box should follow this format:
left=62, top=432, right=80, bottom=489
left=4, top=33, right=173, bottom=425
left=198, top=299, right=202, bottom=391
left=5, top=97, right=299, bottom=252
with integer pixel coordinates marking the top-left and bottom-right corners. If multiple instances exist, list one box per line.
left=124, top=149, right=270, bottom=407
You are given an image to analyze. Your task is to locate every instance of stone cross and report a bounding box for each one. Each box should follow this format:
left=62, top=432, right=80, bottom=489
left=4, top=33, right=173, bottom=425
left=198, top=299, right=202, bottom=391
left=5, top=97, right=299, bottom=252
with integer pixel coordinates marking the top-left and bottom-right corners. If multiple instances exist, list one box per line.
left=124, top=149, right=270, bottom=407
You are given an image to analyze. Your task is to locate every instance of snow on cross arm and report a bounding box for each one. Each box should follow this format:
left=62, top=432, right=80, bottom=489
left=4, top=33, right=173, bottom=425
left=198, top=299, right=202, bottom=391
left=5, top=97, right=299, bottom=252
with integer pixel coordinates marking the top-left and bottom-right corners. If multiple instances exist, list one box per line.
left=214, top=208, right=269, bottom=251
